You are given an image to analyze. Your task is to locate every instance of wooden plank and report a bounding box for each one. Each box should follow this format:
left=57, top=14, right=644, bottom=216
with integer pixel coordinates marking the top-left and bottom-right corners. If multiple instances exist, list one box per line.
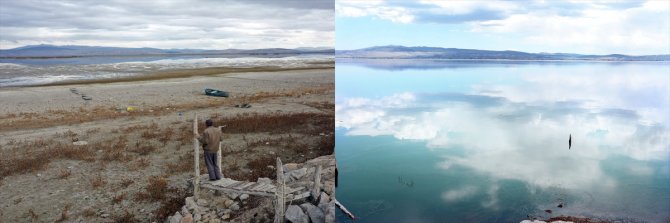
left=259, top=183, right=275, bottom=191
left=285, top=186, right=305, bottom=194
left=227, top=181, right=245, bottom=189
left=237, top=182, right=255, bottom=190
left=249, top=183, right=268, bottom=191
left=200, top=184, right=274, bottom=197
left=218, top=179, right=239, bottom=187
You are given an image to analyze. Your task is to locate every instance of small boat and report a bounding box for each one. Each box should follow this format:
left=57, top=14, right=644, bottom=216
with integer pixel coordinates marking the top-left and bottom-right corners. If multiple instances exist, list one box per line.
left=204, top=88, right=229, bottom=97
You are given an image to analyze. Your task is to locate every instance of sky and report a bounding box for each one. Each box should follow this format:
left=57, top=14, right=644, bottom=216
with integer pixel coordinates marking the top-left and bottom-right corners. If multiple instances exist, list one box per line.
left=336, top=0, right=670, bottom=55
left=0, top=0, right=334, bottom=50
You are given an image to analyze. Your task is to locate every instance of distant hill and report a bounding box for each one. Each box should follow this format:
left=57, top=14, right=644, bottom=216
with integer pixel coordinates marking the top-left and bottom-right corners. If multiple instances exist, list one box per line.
left=336, top=45, right=670, bottom=61
left=0, top=44, right=334, bottom=58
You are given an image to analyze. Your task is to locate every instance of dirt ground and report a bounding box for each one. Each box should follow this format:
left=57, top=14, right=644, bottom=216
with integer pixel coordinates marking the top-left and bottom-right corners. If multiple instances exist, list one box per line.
left=0, top=68, right=334, bottom=222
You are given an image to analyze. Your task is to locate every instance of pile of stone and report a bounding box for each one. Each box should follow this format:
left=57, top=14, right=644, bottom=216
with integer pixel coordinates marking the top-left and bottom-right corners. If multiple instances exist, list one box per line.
left=281, top=155, right=336, bottom=223
left=166, top=190, right=248, bottom=223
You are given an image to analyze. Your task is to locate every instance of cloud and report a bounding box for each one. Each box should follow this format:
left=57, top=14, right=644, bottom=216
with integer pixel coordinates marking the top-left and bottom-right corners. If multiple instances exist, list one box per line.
left=336, top=0, right=414, bottom=23
left=442, top=185, right=478, bottom=202
left=335, top=0, right=668, bottom=54
left=0, top=0, right=334, bottom=49
left=472, top=1, right=670, bottom=54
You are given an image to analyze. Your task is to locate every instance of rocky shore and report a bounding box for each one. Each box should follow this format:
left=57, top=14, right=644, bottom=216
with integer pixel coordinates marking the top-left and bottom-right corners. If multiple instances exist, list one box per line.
left=164, top=154, right=337, bottom=223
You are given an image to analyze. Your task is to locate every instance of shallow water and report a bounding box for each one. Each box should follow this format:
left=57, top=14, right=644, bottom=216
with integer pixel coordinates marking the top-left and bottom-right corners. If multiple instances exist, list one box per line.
left=335, top=59, right=670, bottom=222
left=0, top=54, right=332, bottom=87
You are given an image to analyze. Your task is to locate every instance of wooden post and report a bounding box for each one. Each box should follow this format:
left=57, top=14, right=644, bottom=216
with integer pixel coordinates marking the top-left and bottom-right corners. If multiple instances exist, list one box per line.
left=312, top=165, right=322, bottom=200
left=217, top=142, right=223, bottom=178
left=274, top=157, right=284, bottom=223
left=334, top=199, right=356, bottom=220
left=193, top=114, right=200, bottom=200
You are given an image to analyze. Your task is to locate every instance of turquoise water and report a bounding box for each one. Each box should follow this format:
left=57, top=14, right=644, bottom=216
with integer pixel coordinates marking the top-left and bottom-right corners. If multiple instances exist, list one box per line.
left=335, top=59, right=670, bottom=222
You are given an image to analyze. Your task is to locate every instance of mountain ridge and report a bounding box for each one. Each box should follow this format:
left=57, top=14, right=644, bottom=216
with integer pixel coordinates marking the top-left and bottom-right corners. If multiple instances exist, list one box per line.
left=337, top=45, right=670, bottom=61
left=0, top=44, right=334, bottom=58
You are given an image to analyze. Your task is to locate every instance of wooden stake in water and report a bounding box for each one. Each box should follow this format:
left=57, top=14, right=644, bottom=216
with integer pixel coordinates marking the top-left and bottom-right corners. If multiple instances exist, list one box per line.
left=193, top=114, right=200, bottom=200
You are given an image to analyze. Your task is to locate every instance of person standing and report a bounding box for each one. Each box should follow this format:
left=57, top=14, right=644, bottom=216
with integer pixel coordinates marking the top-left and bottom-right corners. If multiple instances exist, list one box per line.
left=198, top=119, right=223, bottom=181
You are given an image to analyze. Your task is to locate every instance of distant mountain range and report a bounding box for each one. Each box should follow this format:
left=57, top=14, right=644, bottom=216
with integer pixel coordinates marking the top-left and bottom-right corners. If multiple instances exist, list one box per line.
left=337, top=45, right=670, bottom=61
left=0, top=44, right=334, bottom=58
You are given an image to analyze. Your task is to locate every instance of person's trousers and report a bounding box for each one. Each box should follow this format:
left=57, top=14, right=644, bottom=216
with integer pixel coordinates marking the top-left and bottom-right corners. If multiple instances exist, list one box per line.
left=204, top=151, right=222, bottom=180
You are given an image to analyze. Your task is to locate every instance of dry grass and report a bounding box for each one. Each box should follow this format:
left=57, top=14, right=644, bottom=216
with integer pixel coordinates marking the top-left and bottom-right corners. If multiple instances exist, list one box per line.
left=227, top=156, right=276, bottom=182
left=119, top=178, right=134, bottom=188
left=152, top=187, right=189, bottom=222
left=136, top=176, right=168, bottom=201
left=213, top=112, right=333, bottom=135
left=112, top=192, right=127, bottom=204
left=55, top=203, right=72, bottom=223
left=114, top=210, right=137, bottom=223
left=90, top=174, right=107, bottom=188
left=128, top=144, right=157, bottom=156
left=81, top=208, right=96, bottom=217
left=0, top=140, right=96, bottom=177
left=127, top=157, right=151, bottom=170
left=165, top=153, right=193, bottom=173
left=28, top=209, right=38, bottom=221
left=57, top=169, right=72, bottom=179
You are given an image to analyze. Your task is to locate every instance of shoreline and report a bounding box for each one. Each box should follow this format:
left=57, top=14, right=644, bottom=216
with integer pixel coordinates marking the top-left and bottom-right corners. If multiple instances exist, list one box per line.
left=13, top=65, right=333, bottom=88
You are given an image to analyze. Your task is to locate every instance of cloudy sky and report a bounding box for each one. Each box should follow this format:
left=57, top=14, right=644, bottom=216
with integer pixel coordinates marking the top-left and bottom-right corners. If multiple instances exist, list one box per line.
left=0, top=0, right=334, bottom=49
left=336, top=0, right=670, bottom=55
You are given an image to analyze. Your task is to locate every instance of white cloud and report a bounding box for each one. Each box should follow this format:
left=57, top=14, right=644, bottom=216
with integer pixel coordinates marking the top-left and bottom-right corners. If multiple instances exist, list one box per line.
left=0, top=0, right=334, bottom=49
left=418, top=0, right=519, bottom=15
left=336, top=0, right=415, bottom=23
left=470, top=1, right=669, bottom=54
left=442, top=185, right=478, bottom=202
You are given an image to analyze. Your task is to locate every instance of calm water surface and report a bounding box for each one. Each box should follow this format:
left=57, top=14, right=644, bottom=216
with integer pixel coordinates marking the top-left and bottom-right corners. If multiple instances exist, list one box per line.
left=335, top=59, right=670, bottom=222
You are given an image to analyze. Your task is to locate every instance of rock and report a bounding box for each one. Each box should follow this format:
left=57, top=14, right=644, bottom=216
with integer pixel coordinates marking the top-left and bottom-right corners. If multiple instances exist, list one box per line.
left=323, top=181, right=335, bottom=195
left=230, top=202, right=240, bottom=211
left=208, top=219, right=220, bottom=223
left=519, top=221, right=546, bottom=223
left=300, top=203, right=325, bottom=223
left=322, top=201, right=336, bottom=223
left=257, top=178, right=272, bottom=184
left=194, top=213, right=201, bottom=222
left=285, top=205, right=309, bottom=223
left=73, top=141, right=88, bottom=146
left=197, top=199, right=209, bottom=207
left=100, top=213, right=110, bottom=218
left=222, top=214, right=230, bottom=220
left=267, top=165, right=275, bottom=170
left=239, top=194, right=249, bottom=201
left=169, top=212, right=182, bottom=223
left=319, top=192, right=330, bottom=204
left=181, top=206, right=190, bottom=216
left=180, top=213, right=193, bottom=223
left=223, top=199, right=234, bottom=208
left=185, top=197, right=198, bottom=211
left=283, top=163, right=300, bottom=172
left=289, top=168, right=307, bottom=180
left=226, top=192, right=240, bottom=200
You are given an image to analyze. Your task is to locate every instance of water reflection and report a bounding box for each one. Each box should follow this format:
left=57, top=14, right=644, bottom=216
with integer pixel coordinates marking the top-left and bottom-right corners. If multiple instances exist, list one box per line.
left=335, top=60, right=670, bottom=222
